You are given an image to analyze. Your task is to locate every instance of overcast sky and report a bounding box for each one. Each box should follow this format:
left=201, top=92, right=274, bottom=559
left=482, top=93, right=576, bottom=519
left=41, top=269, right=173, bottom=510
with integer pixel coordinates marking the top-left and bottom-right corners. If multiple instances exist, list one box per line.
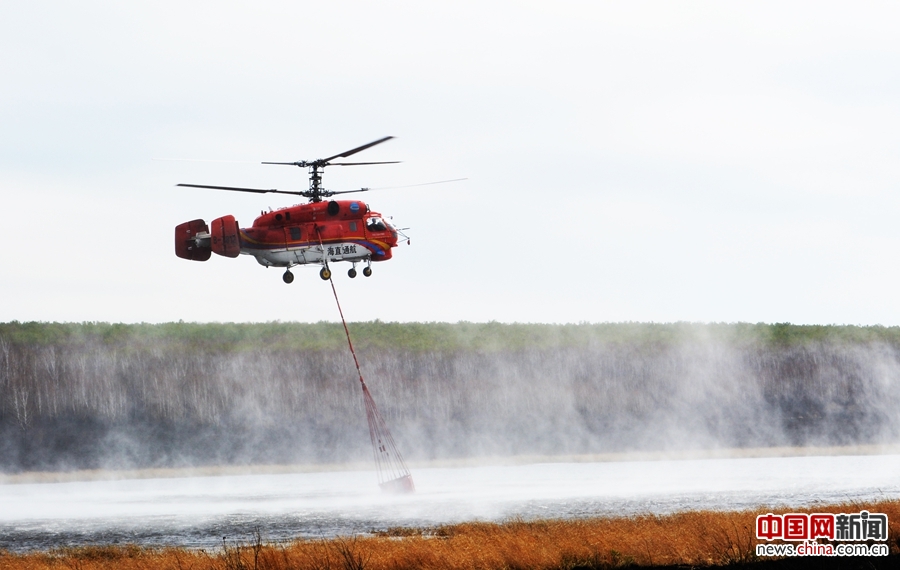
left=2, top=1, right=899, bottom=325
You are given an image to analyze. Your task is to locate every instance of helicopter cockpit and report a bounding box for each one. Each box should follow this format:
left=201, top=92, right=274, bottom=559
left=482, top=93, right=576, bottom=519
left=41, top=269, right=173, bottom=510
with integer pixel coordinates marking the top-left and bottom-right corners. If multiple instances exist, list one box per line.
left=366, top=216, right=387, bottom=232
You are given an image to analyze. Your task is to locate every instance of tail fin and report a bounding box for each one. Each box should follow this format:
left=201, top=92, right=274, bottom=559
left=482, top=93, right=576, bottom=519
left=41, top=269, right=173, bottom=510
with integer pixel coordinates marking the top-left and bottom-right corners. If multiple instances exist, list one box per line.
left=175, top=219, right=211, bottom=261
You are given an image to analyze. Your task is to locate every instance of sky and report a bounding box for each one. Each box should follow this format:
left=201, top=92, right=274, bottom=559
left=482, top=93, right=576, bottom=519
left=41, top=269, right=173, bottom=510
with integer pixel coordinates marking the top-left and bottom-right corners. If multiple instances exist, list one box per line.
left=2, top=1, right=900, bottom=325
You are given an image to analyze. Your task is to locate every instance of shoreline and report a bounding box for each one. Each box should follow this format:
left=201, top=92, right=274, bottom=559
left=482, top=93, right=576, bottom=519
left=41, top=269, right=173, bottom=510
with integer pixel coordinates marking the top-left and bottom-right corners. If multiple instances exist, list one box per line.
left=3, top=443, right=899, bottom=485
left=1, top=500, right=898, bottom=568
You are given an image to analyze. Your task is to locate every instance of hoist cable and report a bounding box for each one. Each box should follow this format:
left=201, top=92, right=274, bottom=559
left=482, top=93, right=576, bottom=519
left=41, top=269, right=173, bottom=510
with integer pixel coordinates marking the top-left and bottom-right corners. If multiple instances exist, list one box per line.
left=315, top=226, right=413, bottom=491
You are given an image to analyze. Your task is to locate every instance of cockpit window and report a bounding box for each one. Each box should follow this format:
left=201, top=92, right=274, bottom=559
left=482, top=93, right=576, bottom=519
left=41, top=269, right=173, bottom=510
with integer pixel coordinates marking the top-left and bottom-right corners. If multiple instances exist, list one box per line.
left=367, top=217, right=387, bottom=231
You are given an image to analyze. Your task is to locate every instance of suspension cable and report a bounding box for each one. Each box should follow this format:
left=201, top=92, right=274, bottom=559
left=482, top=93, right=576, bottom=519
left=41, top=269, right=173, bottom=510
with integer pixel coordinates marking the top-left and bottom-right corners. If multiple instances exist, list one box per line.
left=329, top=274, right=365, bottom=385
left=314, top=226, right=414, bottom=492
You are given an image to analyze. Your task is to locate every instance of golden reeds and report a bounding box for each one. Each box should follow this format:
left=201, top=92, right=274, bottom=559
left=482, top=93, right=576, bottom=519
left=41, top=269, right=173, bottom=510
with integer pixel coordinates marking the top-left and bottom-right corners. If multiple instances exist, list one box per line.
left=1, top=500, right=898, bottom=570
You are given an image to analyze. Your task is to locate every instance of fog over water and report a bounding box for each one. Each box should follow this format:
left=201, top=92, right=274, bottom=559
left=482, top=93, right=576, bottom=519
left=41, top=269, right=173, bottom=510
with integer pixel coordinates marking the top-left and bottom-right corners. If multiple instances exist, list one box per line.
left=2, top=453, right=899, bottom=552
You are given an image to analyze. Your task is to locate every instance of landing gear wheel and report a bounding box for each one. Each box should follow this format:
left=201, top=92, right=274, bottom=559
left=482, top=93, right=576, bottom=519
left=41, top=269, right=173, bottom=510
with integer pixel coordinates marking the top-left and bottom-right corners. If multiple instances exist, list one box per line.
left=348, top=268, right=357, bottom=278
left=319, top=267, right=332, bottom=280
left=283, top=270, right=294, bottom=284
left=363, top=267, right=372, bottom=277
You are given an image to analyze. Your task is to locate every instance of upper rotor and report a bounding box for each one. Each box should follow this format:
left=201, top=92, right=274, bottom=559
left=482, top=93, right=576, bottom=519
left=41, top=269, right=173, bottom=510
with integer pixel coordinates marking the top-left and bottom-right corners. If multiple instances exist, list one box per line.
left=178, top=136, right=399, bottom=202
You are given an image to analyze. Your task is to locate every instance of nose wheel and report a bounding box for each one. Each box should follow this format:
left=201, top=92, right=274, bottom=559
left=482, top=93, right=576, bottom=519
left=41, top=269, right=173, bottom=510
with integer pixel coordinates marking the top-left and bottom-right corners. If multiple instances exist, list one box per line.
left=319, top=267, right=332, bottom=280
left=363, top=267, right=372, bottom=277
left=283, top=270, right=294, bottom=284
left=348, top=268, right=357, bottom=278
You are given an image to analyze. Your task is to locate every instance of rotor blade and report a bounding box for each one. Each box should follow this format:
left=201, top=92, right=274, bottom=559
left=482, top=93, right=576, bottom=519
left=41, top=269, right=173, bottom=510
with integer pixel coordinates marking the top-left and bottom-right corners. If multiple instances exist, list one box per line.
left=261, top=161, right=305, bottom=166
left=153, top=157, right=258, bottom=164
left=177, top=183, right=307, bottom=196
left=322, top=136, right=395, bottom=163
left=365, top=177, right=468, bottom=190
left=328, top=188, right=371, bottom=196
left=329, top=161, right=401, bottom=166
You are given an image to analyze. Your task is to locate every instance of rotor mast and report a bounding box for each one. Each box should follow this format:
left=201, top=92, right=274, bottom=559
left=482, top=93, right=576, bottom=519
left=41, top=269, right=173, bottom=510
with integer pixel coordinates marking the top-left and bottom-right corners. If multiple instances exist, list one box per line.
left=309, top=163, right=325, bottom=202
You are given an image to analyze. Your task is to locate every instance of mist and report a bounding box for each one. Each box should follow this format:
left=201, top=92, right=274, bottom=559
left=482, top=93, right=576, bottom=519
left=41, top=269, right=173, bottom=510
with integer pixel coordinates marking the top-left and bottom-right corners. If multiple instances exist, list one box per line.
left=1, top=322, right=899, bottom=473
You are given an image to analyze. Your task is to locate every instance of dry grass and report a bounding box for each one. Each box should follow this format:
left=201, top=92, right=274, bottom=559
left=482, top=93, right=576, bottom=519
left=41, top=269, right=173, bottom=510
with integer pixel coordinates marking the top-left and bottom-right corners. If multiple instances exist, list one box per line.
left=1, top=500, right=898, bottom=570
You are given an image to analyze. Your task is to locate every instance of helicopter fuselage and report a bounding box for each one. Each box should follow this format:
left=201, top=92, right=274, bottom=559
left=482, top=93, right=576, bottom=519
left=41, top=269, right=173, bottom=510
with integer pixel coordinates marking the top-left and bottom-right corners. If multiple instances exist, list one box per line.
left=175, top=199, right=399, bottom=279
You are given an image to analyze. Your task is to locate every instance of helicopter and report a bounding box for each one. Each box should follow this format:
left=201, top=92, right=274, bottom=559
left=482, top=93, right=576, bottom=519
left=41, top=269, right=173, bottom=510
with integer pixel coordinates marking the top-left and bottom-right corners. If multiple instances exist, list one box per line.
left=174, top=136, right=410, bottom=284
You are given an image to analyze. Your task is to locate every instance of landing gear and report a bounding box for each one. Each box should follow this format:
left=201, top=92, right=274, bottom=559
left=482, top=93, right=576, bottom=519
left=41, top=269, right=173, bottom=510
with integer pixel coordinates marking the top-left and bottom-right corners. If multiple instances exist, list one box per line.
left=283, top=270, right=294, bottom=284
left=319, top=267, right=332, bottom=280
left=348, top=268, right=357, bottom=278
left=363, top=266, right=372, bottom=277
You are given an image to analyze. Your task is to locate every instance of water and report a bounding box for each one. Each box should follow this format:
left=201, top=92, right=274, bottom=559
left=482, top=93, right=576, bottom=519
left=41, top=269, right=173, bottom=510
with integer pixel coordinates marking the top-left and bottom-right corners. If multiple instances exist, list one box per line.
left=1, top=454, right=899, bottom=552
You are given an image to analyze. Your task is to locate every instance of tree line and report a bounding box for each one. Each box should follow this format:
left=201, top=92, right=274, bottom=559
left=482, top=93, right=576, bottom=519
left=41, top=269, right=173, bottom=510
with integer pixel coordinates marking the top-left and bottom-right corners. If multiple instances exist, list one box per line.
left=1, top=321, right=899, bottom=472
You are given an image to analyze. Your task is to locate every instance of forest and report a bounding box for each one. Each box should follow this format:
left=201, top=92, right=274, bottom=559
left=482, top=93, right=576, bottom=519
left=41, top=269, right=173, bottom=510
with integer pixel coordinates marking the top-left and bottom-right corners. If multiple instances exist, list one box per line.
left=1, top=321, right=899, bottom=473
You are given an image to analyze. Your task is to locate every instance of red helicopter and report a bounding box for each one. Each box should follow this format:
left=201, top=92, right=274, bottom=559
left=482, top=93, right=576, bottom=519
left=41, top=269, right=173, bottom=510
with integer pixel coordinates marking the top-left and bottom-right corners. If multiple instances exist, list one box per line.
left=174, top=136, right=410, bottom=284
